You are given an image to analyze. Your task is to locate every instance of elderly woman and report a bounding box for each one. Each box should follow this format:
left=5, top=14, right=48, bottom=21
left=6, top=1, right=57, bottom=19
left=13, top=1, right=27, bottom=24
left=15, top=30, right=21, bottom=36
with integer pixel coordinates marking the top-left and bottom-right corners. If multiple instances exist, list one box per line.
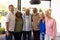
left=39, top=13, right=46, bottom=40
left=14, top=11, right=23, bottom=40
left=45, top=9, right=57, bottom=40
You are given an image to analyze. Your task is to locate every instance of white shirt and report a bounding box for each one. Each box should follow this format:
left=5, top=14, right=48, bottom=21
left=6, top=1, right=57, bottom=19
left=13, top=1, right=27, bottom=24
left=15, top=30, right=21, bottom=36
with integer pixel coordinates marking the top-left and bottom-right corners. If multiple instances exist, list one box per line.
left=5, top=12, right=15, bottom=31
left=23, top=14, right=32, bottom=31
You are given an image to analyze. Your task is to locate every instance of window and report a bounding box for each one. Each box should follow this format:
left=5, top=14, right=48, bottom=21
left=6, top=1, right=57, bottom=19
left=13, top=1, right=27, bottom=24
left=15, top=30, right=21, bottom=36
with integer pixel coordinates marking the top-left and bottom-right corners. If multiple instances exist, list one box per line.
left=0, top=0, right=17, bottom=28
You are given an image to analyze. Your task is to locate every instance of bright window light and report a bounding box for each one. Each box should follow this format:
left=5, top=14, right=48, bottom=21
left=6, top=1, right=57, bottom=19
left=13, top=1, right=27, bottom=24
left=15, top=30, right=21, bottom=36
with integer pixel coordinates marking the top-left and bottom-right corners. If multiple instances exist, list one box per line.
left=21, top=0, right=50, bottom=13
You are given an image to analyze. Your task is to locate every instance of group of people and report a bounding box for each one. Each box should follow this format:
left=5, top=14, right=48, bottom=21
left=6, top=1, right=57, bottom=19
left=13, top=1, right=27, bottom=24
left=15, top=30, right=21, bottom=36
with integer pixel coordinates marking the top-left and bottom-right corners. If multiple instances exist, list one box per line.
left=5, top=4, right=57, bottom=40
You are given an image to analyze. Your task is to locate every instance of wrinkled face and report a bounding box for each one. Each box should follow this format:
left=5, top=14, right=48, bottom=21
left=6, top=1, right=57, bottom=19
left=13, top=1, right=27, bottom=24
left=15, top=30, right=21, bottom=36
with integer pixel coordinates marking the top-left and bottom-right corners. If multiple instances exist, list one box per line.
left=40, top=13, right=45, bottom=19
left=16, top=13, right=20, bottom=17
left=26, top=9, right=30, bottom=15
left=33, top=8, right=38, bottom=13
left=16, top=12, right=22, bottom=17
left=9, top=6, right=14, bottom=12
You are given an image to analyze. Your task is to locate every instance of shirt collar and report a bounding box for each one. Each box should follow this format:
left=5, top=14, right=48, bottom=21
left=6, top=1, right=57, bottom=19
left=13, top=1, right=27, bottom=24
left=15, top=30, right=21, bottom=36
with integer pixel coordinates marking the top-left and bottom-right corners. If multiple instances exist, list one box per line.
left=34, top=13, right=39, bottom=16
left=9, top=11, right=15, bottom=15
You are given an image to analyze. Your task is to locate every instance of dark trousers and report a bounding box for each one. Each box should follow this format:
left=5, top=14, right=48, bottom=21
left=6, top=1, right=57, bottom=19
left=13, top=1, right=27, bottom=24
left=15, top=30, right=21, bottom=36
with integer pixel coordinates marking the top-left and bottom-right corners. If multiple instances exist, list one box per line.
left=6, top=35, right=10, bottom=40
left=23, top=31, right=31, bottom=40
left=14, top=32, right=22, bottom=40
left=33, top=30, right=40, bottom=40
left=5, top=31, right=14, bottom=40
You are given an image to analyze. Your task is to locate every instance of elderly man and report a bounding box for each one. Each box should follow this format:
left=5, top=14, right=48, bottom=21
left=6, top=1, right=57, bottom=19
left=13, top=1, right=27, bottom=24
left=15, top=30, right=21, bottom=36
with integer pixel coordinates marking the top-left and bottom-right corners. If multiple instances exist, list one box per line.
left=22, top=9, right=32, bottom=40
left=32, top=8, right=40, bottom=40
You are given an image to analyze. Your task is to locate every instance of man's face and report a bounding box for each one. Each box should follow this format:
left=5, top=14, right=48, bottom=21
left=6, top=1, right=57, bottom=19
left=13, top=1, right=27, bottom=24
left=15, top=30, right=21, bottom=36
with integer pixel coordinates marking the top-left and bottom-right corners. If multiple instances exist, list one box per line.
left=33, top=8, right=38, bottom=13
left=9, top=6, right=14, bottom=12
left=26, top=9, right=30, bottom=15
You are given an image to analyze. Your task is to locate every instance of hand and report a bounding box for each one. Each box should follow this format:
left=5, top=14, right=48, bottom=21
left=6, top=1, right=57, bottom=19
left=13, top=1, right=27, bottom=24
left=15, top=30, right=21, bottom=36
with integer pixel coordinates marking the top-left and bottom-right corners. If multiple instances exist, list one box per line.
left=36, top=26, right=39, bottom=29
left=51, top=39, right=54, bottom=40
left=6, top=31, right=10, bottom=36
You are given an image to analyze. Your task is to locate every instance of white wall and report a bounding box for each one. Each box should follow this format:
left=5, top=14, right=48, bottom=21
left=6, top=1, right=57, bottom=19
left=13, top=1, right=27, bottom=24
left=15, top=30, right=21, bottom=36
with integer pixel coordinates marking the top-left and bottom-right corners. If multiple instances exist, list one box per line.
left=21, top=0, right=50, bottom=13
left=51, top=0, right=60, bottom=33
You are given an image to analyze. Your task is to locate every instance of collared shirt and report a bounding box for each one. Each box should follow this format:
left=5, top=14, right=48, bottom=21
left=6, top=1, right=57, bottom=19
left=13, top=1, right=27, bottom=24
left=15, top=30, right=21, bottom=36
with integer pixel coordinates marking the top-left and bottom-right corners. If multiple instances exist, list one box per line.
left=40, top=20, right=46, bottom=33
left=22, top=14, right=32, bottom=31
left=45, top=17, right=56, bottom=39
left=5, top=12, right=15, bottom=31
left=32, top=13, right=40, bottom=30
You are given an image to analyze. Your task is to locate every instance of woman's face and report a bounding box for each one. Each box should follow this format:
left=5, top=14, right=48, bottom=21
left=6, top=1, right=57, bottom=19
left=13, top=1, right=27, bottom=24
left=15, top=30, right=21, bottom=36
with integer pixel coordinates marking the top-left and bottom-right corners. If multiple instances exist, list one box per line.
left=45, top=10, right=51, bottom=17
left=40, top=13, right=45, bottom=20
left=16, top=12, right=20, bottom=17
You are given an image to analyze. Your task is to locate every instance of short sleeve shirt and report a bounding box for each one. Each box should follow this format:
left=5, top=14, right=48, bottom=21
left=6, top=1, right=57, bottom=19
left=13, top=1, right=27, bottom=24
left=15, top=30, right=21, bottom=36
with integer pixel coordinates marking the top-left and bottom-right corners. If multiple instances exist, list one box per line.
left=5, top=12, right=15, bottom=31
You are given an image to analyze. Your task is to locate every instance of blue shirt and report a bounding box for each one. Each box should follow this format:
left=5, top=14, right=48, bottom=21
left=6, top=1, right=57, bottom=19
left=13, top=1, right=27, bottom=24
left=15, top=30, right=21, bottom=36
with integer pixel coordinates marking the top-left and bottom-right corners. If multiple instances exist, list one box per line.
left=40, top=20, right=46, bottom=33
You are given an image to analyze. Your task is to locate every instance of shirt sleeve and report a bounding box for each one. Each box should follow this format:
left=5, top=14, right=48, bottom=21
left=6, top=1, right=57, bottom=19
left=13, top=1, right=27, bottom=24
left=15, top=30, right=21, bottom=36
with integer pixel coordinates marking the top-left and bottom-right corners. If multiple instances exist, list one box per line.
left=37, top=15, right=40, bottom=26
left=5, top=14, right=10, bottom=22
left=22, top=14, right=24, bottom=19
left=52, top=19, right=57, bottom=39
